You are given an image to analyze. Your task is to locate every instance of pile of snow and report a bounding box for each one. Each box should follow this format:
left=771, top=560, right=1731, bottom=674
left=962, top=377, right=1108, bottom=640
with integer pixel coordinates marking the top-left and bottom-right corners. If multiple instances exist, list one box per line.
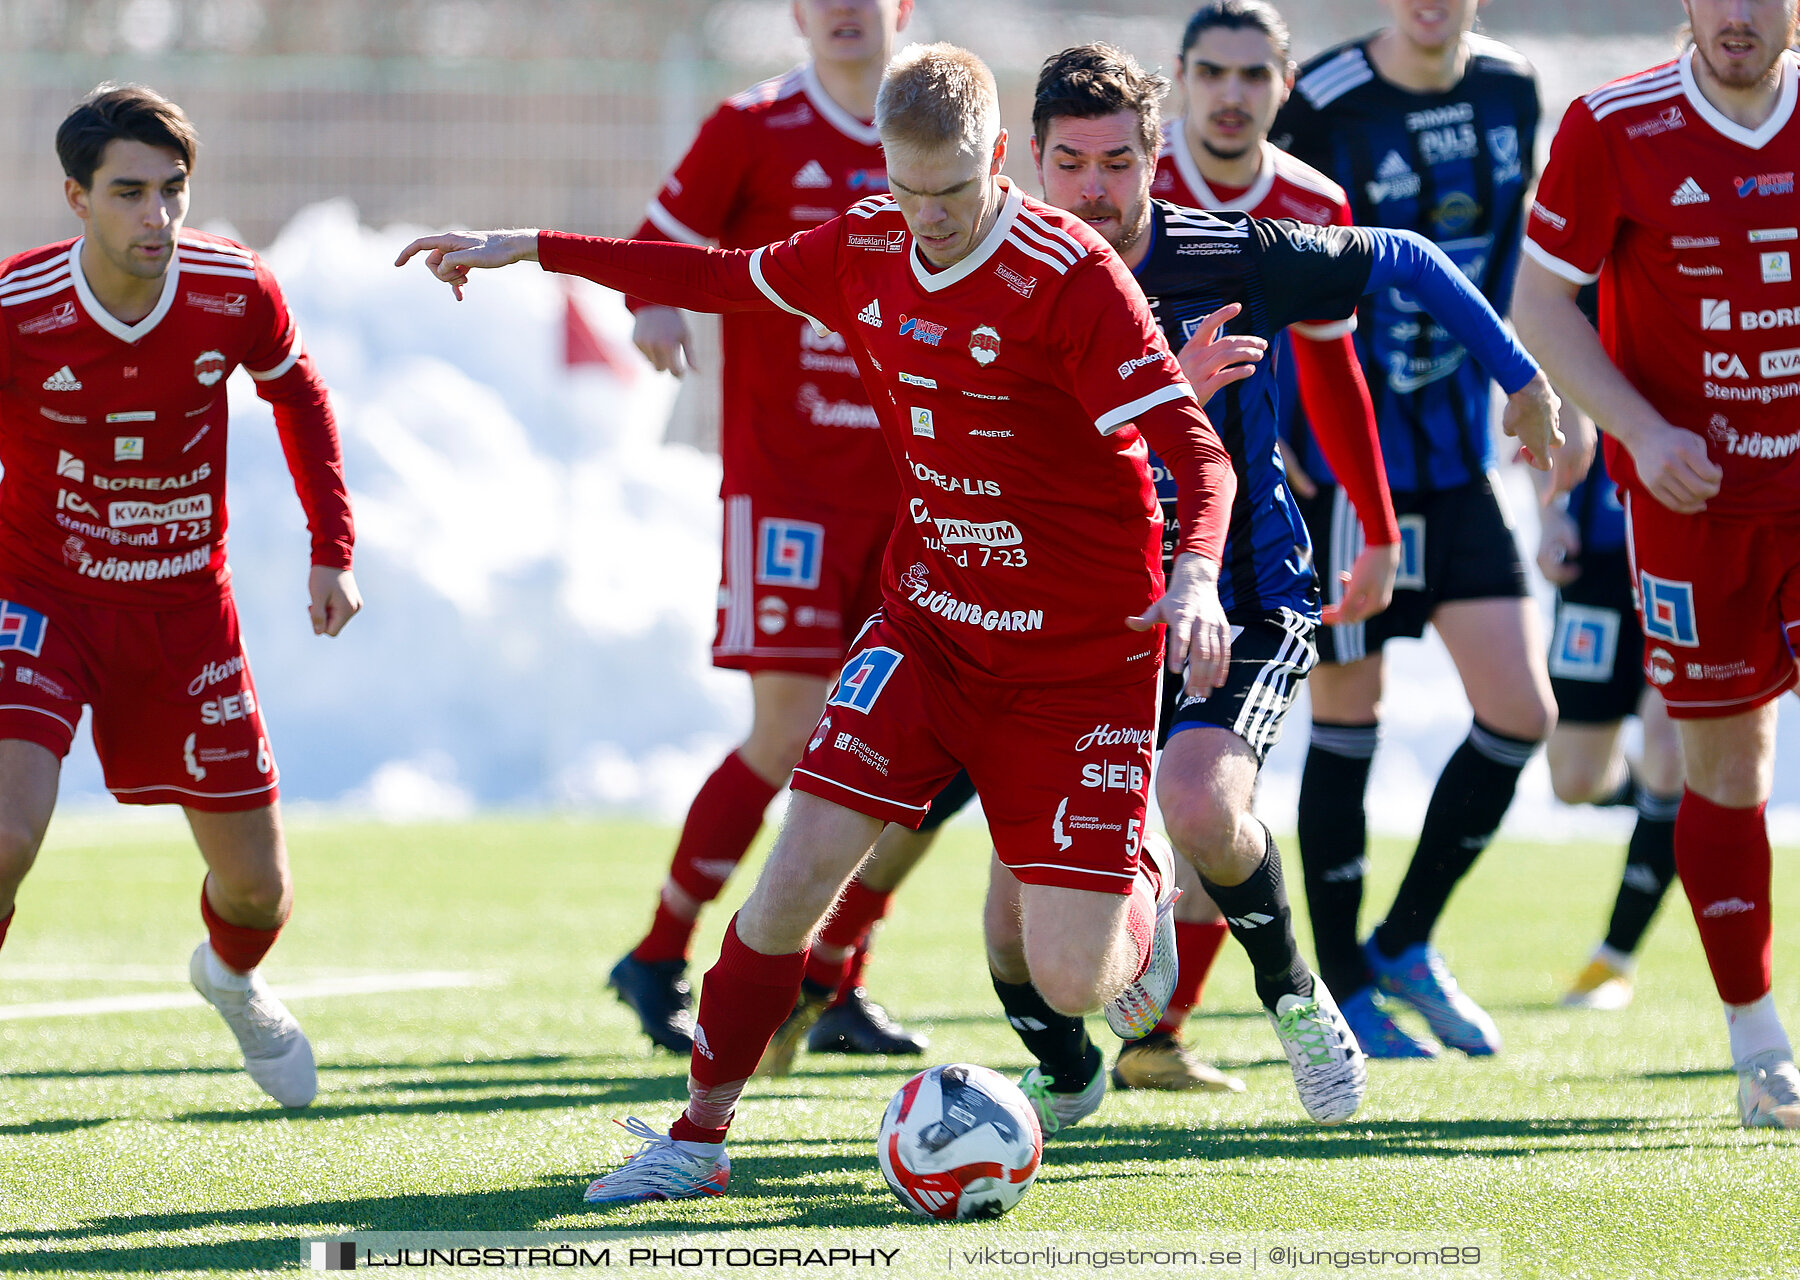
left=50, top=201, right=1800, bottom=840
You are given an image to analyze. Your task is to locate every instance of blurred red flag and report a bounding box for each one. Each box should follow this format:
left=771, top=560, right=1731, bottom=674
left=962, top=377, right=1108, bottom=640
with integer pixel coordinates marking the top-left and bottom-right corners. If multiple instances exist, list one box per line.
left=562, top=281, right=637, bottom=382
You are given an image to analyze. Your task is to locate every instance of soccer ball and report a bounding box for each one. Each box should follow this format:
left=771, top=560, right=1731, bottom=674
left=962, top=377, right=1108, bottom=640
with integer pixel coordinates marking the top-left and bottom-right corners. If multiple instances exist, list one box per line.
left=876, top=1063, right=1043, bottom=1220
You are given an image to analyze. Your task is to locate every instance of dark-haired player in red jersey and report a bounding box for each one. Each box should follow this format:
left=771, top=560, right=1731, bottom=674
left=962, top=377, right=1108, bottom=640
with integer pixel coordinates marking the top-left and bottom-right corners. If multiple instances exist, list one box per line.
left=1516, top=0, right=1800, bottom=1129
left=1099, top=0, right=1404, bottom=1092
left=606, top=0, right=941, bottom=1065
left=0, top=85, right=359, bottom=1107
left=402, top=41, right=1238, bottom=1203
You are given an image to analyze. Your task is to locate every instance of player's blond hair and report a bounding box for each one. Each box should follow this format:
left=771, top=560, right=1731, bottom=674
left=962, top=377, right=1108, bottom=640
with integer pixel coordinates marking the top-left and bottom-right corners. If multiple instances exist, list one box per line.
left=875, top=43, right=1001, bottom=161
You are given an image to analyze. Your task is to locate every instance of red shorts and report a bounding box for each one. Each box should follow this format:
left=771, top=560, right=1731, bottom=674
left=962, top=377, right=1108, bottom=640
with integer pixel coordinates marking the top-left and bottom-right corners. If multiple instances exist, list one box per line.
left=0, top=577, right=279, bottom=810
left=790, top=613, right=1158, bottom=895
left=1623, top=492, right=1800, bottom=719
left=714, top=493, right=891, bottom=678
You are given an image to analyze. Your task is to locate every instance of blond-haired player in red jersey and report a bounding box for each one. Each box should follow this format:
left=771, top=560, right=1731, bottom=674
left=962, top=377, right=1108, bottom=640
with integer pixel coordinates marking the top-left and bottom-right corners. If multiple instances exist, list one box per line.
left=402, top=41, right=1240, bottom=1204
left=1098, top=0, right=1403, bottom=1093
left=0, top=85, right=359, bottom=1107
left=607, top=0, right=949, bottom=1066
left=1516, top=0, right=1800, bottom=1130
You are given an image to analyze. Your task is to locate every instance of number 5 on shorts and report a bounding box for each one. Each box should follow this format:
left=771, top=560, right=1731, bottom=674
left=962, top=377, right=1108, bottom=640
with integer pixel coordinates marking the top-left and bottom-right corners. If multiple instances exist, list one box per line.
left=829, top=646, right=903, bottom=713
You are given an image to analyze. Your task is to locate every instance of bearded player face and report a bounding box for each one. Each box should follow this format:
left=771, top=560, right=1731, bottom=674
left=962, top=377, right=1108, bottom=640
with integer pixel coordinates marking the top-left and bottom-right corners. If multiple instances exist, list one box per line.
left=1031, top=110, right=1153, bottom=261
left=1684, top=0, right=1799, bottom=90
left=65, top=138, right=189, bottom=282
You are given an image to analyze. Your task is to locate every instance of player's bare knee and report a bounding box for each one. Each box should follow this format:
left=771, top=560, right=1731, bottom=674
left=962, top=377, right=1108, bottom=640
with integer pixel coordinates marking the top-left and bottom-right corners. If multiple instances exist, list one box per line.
left=1028, top=960, right=1104, bottom=1017
left=1549, top=763, right=1605, bottom=806
left=0, top=819, right=42, bottom=892
left=1160, top=787, right=1240, bottom=873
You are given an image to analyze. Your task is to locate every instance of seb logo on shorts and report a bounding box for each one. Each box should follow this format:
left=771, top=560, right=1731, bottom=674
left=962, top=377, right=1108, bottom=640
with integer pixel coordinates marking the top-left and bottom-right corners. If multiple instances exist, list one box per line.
left=1081, top=761, right=1145, bottom=792
left=828, top=646, right=903, bottom=713
left=200, top=687, right=258, bottom=725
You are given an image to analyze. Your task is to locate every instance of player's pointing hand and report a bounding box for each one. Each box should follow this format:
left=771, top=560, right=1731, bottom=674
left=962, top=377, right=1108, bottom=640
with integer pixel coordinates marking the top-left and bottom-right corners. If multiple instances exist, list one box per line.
left=1128, top=553, right=1231, bottom=697
left=1175, top=303, right=1266, bottom=403
left=395, top=229, right=540, bottom=300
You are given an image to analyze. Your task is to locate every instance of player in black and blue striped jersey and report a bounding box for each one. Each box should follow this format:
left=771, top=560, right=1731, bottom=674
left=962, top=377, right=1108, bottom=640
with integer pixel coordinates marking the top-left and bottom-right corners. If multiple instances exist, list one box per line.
left=1009, top=41, right=1556, bottom=1125
left=1268, top=0, right=1576, bottom=1061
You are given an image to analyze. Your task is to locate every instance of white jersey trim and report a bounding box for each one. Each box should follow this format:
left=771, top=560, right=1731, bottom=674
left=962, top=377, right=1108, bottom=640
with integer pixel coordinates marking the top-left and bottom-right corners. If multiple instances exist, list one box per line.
left=644, top=198, right=710, bottom=246
left=1680, top=47, right=1797, bottom=151
left=791, top=767, right=931, bottom=814
left=909, top=179, right=1025, bottom=294
left=246, top=329, right=304, bottom=381
left=1167, top=124, right=1277, bottom=213
left=1298, top=47, right=1374, bottom=110
left=70, top=238, right=181, bottom=343
left=0, top=704, right=76, bottom=735
left=800, top=62, right=881, bottom=147
left=1521, top=237, right=1600, bottom=286
left=110, top=778, right=279, bottom=800
left=1291, top=318, right=1357, bottom=341
left=0, top=268, right=74, bottom=309
left=1586, top=65, right=1680, bottom=111
left=1095, top=381, right=1193, bottom=435
left=748, top=246, right=832, bottom=336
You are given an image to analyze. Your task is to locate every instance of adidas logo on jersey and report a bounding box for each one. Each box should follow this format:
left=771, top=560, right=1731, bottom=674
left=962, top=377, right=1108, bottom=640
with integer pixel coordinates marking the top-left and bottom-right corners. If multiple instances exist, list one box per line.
left=1376, top=150, right=1413, bottom=179
left=792, top=160, right=831, bottom=188
left=42, top=366, right=82, bottom=392
left=858, top=299, right=882, bottom=328
left=1672, top=177, right=1711, bottom=206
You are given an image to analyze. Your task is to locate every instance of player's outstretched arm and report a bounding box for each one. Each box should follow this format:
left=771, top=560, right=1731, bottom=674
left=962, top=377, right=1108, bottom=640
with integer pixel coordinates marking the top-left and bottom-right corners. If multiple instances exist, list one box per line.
left=309, top=566, right=362, bottom=637
left=1289, top=332, right=1399, bottom=625
left=1514, top=258, right=1720, bottom=514
left=1360, top=227, right=1564, bottom=473
left=395, top=230, right=539, bottom=300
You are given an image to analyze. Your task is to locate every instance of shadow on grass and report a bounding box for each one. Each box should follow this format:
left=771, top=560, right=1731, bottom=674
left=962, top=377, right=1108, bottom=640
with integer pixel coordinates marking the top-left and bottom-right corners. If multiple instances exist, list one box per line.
left=0, top=1117, right=111, bottom=1136
left=1044, top=1116, right=1714, bottom=1164
left=173, top=1074, right=689, bottom=1124
left=2, top=1054, right=581, bottom=1082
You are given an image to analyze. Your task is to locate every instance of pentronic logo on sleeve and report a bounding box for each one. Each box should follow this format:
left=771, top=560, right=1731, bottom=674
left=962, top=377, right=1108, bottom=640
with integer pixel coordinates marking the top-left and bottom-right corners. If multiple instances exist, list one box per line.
left=0, top=601, right=48, bottom=657
left=829, top=646, right=903, bottom=713
left=755, top=519, right=824, bottom=590
left=307, top=1241, right=356, bottom=1269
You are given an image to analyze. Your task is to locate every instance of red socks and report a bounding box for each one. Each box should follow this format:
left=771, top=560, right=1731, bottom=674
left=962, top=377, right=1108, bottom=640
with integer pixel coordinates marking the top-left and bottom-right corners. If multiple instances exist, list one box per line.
left=1675, top=790, right=1773, bottom=1005
left=804, top=880, right=891, bottom=996
left=634, top=752, right=779, bottom=965
left=200, top=881, right=280, bottom=973
left=670, top=916, right=807, bottom=1144
left=1155, top=919, right=1230, bottom=1034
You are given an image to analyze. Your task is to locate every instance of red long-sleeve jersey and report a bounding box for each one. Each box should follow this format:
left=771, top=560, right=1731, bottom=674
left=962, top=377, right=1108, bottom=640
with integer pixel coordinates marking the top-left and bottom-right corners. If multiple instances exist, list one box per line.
left=539, top=181, right=1236, bottom=685
left=0, top=231, right=352, bottom=606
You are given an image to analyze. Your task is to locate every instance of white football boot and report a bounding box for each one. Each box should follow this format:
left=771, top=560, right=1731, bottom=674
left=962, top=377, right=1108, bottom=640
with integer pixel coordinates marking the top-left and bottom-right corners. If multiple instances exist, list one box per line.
left=189, top=941, right=317, bottom=1108
left=1104, top=831, right=1181, bottom=1040
left=1267, top=981, right=1367, bottom=1125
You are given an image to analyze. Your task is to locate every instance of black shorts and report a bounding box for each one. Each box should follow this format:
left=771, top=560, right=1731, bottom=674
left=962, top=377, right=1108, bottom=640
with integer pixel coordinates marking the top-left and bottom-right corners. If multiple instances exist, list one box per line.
left=1548, top=548, right=1644, bottom=724
left=1158, top=608, right=1318, bottom=764
left=1299, top=472, right=1530, bottom=665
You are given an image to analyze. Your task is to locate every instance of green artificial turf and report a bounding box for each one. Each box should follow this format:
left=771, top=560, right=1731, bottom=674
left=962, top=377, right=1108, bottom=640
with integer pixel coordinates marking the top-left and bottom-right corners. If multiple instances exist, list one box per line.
left=0, top=813, right=1795, bottom=1278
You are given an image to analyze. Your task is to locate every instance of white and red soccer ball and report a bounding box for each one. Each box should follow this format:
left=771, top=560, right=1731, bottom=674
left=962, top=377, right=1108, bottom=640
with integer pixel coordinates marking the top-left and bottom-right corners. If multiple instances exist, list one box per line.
left=877, top=1063, right=1042, bottom=1220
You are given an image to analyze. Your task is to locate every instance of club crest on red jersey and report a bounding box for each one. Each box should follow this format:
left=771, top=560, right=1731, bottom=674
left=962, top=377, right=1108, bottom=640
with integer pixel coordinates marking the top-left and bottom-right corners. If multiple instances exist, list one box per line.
left=969, top=325, right=1001, bottom=367
left=193, top=350, right=227, bottom=387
